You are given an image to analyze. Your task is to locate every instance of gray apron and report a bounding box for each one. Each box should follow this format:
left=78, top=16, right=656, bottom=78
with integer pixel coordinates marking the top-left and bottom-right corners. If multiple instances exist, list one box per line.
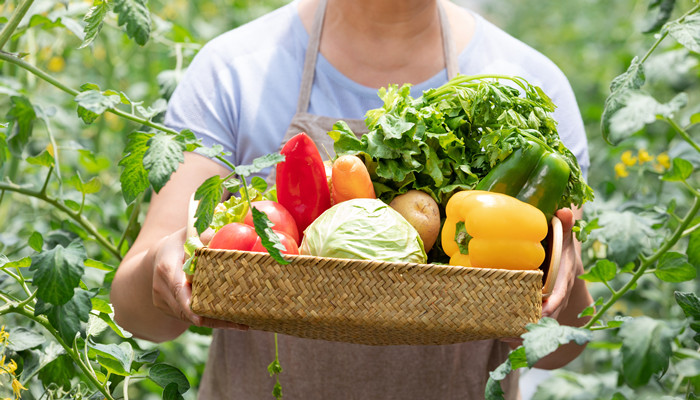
left=199, top=1, right=520, bottom=398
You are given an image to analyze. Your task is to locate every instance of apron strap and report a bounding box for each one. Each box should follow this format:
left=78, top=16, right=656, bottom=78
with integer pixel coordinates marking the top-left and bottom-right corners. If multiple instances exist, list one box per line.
left=296, top=0, right=458, bottom=114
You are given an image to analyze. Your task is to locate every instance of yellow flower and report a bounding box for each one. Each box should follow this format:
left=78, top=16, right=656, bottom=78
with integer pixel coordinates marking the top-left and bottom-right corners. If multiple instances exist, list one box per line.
left=47, top=56, right=65, bottom=73
left=0, top=327, right=7, bottom=345
left=615, top=162, right=629, bottom=178
left=637, top=149, right=653, bottom=164
left=11, top=378, right=26, bottom=398
left=656, top=152, right=671, bottom=169
left=621, top=150, right=637, bottom=166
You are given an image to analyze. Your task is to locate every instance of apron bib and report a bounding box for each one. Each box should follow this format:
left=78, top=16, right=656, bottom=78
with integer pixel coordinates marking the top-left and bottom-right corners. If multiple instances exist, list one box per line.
left=266, top=0, right=459, bottom=185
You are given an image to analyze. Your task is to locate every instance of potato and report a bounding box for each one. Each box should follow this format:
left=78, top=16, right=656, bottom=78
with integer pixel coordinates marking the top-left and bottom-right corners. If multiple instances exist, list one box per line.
left=389, top=190, right=441, bottom=253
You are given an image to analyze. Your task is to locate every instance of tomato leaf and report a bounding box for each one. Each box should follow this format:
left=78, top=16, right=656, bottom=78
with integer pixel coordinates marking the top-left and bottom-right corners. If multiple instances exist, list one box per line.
left=642, top=0, right=676, bottom=33
left=75, top=90, right=121, bottom=124
left=5, top=96, right=36, bottom=156
left=251, top=207, right=289, bottom=265
left=194, top=175, right=224, bottom=235
left=6, top=327, right=46, bottom=351
left=605, top=90, right=687, bottom=145
left=654, top=251, right=696, bottom=282
left=619, top=316, right=680, bottom=388
left=34, top=289, right=92, bottom=344
left=662, top=157, right=694, bottom=181
left=148, top=363, right=191, bottom=394
left=163, top=383, right=185, bottom=400
left=119, top=131, right=151, bottom=204
left=687, top=218, right=700, bottom=268
left=29, top=240, right=87, bottom=305
left=521, top=317, right=592, bottom=365
left=89, top=340, right=134, bottom=376
left=667, top=13, right=700, bottom=54
left=113, top=0, right=151, bottom=46
left=26, top=149, right=55, bottom=168
left=580, top=259, right=618, bottom=282
left=143, top=132, right=186, bottom=193
left=233, top=152, right=285, bottom=178
left=80, top=0, right=111, bottom=49
left=28, top=231, right=44, bottom=252
left=675, top=291, right=700, bottom=320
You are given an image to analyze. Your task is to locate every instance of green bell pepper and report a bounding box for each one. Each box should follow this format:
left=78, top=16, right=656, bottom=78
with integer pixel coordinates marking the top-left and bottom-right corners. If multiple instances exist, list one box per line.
left=475, top=140, right=571, bottom=219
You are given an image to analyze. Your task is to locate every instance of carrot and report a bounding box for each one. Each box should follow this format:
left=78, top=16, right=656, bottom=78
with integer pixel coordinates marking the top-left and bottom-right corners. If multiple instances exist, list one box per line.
left=331, top=155, right=376, bottom=204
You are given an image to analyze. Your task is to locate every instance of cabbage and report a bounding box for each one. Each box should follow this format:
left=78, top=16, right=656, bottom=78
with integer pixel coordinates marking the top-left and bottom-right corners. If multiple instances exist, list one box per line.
left=300, top=198, right=427, bottom=263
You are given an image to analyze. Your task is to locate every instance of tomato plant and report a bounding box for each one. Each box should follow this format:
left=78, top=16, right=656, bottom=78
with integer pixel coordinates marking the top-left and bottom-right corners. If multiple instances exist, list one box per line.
left=244, top=200, right=300, bottom=245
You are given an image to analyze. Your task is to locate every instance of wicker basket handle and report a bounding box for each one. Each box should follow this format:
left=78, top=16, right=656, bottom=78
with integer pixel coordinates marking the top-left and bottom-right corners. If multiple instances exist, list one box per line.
left=542, top=215, right=563, bottom=298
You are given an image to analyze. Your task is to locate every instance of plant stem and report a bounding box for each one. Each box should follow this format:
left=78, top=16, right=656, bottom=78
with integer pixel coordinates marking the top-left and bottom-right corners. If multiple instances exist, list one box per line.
left=0, top=0, right=35, bottom=50
left=117, top=192, right=144, bottom=252
left=0, top=181, right=122, bottom=260
left=584, top=196, right=700, bottom=328
left=0, top=51, right=179, bottom=136
left=10, top=306, right=116, bottom=400
left=666, top=117, right=700, bottom=154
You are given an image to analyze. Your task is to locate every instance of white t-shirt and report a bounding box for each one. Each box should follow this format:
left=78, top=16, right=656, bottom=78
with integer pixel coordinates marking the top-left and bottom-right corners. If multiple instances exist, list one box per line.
left=164, top=1, right=589, bottom=177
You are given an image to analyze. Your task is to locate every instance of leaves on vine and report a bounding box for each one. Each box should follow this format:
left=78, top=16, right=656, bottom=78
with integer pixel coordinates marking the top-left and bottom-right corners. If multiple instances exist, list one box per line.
left=194, top=175, right=224, bottom=235
left=619, top=316, right=680, bottom=388
left=113, top=0, right=152, bottom=46
left=675, top=292, right=700, bottom=345
left=579, top=259, right=618, bottom=283
left=642, top=0, right=677, bottom=33
left=654, top=252, right=696, bottom=282
left=35, top=289, right=93, bottom=344
left=80, top=0, right=111, bottom=49
left=5, top=96, right=36, bottom=156
left=75, top=89, right=122, bottom=124
left=6, top=327, right=46, bottom=352
left=119, top=131, right=151, bottom=204
left=143, top=132, right=186, bottom=193
left=667, top=13, right=700, bottom=54
left=88, top=340, right=134, bottom=376
left=148, top=363, right=191, bottom=395
left=662, top=157, right=694, bottom=181
left=29, top=240, right=87, bottom=306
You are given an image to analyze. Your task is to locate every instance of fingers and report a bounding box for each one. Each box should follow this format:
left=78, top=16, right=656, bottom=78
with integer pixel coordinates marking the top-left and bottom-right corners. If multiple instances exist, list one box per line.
left=555, top=207, right=575, bottom=233
left=152, top=229, right=248, bottom=331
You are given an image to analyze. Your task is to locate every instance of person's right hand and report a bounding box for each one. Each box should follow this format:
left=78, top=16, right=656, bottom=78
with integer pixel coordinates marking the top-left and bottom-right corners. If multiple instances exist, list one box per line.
left=151, top=227, right=248, bottom=330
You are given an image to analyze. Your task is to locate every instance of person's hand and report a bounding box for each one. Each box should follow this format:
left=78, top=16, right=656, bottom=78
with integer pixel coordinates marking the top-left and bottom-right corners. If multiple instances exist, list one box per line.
left=541, top=207, right=582, bottom=320
left=151, top=227, right=248, bottom=330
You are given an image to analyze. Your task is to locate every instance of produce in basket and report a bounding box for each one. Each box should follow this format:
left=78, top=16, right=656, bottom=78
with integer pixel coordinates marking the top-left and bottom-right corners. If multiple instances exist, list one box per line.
left=299, top=198, right=427, bottom=263
left=441, top=190, right=548, bottom=270
left=388, top=190, right=441, bottom=252
left=329, top=73, right=594, bottom=262
left=330, top=154, right=376, bottom=204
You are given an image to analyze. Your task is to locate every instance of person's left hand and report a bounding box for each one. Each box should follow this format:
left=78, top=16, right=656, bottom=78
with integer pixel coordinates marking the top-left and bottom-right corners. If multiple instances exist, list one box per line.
left=541, top=207, right=582, bottom=320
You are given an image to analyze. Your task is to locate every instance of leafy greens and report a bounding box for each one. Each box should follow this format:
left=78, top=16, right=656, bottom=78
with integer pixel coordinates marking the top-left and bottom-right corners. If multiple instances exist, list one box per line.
left=330, top=74, right=594, bottom=210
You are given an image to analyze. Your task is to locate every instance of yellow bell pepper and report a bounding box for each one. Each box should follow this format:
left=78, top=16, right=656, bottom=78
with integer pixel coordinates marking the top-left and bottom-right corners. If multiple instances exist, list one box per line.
left=441, top=190, right=548, bottom=270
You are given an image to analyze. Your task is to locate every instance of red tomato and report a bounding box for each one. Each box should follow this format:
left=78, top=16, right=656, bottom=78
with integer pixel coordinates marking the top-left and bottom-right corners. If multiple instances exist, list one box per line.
left=243, top=200, right=300, bottom=245
left=250, top=230, right=300, bottom=255
left=208, top=222, right=258, bottom=251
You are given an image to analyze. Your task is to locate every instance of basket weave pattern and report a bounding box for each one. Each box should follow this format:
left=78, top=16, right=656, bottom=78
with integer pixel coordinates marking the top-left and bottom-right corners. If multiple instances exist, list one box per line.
left=191, top=249, right=543, bottom=345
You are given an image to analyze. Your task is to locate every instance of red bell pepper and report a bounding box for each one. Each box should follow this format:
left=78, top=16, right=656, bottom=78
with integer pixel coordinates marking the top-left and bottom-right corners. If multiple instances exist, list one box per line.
left=276, top=132, right=331, bottom=239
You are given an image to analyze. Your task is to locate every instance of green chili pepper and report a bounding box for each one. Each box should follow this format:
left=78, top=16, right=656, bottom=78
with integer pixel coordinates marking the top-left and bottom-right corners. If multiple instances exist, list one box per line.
left=475, top=140, right=571, bottom=219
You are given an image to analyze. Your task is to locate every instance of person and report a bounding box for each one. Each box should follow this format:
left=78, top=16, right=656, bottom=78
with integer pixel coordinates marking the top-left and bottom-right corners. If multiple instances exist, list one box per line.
left=110, top=0, right=594, bottom=398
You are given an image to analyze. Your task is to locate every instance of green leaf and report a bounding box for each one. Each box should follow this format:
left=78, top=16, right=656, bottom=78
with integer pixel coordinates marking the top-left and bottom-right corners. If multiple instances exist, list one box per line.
left=70, top=174, right=102, bottom=194
left=610, top=57, right=646, bottom=93
left=26, top=149, right=55, bottom=167
left=606, top=90, right=687, bottom=144
left=28, top=231, right=43, bottom=252
left=619, top=316, right=680, bottom=387
left=29, top=241, right=87, bottom=305
left=96, top=312, right=133, bottom=338
left=662, top=158, right=694, bottom=181
left=7, top=327, right=46, bottom=351
left=579, top=259, right=617, bottom=282
left=143, top=132, right=186, bottom=193
left=38, top=354, right=76, bottom=390
left=136, top=348, right=160, bottom=364
left=35, top=289, right=93, bottom=343
left=149, top=363, right=190, bottom=394
left=654, top=252, right=696, bottom=282
left=75, top=90, right=121, bottom=124
left=5, top=96, right=36, bottom=155
left=251, top=207, right=290, bottom=265
left=113, top=0, right=151, bottom=45
left=89, top=341, right=134, bottom=376
left=667, top=13, right=700, bottom=53
left=85, top=258, right=116, bottom=271
left=675, top=291, right=700, bottom=320
left=119, top=131, right=152, bottom=204
left=688, top=220, right=700, bottom=268
left=163, top=383, right=185, bottom=400
left=643, top=0, right=676, bottom=33
left=233, top=152, right=285, bottom=177
left=91, top=297, right=113, bottom=313
left=194, top=175, right=224, bottom=235
left=521, top=318, right=592, bottom=365
left=80, top=0, right=111, bottom=48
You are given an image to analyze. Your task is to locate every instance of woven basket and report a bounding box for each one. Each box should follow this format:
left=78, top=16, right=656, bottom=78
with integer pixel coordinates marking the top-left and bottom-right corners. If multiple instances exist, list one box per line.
left=190, top=249, right=544, bottom=346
